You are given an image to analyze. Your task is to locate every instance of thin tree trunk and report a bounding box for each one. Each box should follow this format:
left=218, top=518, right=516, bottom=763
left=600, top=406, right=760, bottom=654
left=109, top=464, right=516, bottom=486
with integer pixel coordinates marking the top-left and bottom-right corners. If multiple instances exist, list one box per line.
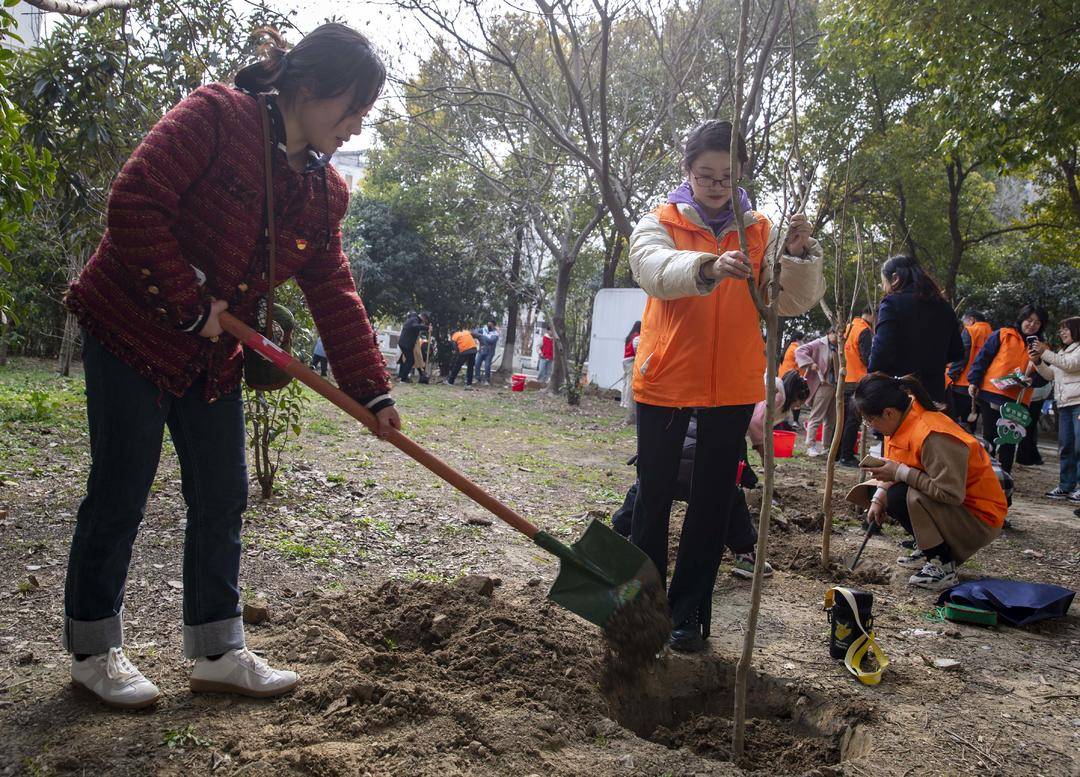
left=499, top=228, right=524, bottom=374
left=57, top=251, right=86, bottom=376
left=821, top=344, right=846, bottom=565
left=0, top=313, right=9, bottom=366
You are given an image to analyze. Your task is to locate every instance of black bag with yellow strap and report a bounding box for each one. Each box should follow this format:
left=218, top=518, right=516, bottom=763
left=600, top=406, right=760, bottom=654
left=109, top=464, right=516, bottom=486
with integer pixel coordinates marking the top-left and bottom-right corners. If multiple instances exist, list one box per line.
left=824, top=586, right=889, bottom=685
left=243, top=93, right=295, bottom=392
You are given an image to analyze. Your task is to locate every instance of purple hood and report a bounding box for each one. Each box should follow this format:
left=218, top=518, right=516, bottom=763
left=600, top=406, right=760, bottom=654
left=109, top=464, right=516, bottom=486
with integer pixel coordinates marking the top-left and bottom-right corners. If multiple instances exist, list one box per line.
left=667, top=181, right=752, bottom=235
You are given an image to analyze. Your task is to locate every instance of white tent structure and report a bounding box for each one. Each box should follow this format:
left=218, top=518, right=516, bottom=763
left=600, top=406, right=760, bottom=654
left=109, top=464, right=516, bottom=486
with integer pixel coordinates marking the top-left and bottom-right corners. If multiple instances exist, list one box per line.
left=586, top=288, right=647, bottom=392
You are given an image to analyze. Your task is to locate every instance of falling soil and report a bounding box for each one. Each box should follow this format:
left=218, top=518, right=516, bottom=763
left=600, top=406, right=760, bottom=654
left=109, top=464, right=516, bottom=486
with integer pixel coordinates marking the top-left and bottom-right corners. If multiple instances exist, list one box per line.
left=599, top=576, right=671, bottom=687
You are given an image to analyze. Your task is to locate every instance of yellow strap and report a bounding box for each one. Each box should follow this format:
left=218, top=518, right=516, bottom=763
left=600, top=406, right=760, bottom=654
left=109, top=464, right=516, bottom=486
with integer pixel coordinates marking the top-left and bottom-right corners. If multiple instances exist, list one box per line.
left=844, top=630, right=889, bottom=685
left=831, top=586, right=890, bottom=685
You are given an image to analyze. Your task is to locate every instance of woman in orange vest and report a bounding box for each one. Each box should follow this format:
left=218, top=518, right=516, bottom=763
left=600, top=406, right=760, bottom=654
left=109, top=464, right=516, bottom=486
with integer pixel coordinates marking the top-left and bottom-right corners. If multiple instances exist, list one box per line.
left=856, top=373, right=1007, bottom=590
left=946, top=310, right=993, bottom=431
left=838, top=306, right=875, bottom=467
left=628, top=119, right=825, bottom=652
left=966, top=303, right=1048, bottom=473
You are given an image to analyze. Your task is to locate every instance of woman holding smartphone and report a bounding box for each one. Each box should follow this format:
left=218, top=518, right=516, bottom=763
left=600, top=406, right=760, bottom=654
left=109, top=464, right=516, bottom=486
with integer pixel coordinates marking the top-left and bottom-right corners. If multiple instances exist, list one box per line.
left=967, top=303, right=1048, bottom=474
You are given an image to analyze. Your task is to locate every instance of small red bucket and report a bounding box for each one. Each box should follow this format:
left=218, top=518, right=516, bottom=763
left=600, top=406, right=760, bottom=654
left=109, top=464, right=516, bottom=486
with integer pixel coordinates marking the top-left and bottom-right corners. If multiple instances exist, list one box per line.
left=773, top=429, right=796, bottom=458
left=511, top=373, right=526, bottom=392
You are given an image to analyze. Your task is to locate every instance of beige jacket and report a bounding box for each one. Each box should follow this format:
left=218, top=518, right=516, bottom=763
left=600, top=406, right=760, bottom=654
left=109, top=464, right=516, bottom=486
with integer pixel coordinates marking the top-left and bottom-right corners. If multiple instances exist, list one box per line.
left=628, top=205, right=825, bottom=315
left=1034, top=342, right=1080, bottom=408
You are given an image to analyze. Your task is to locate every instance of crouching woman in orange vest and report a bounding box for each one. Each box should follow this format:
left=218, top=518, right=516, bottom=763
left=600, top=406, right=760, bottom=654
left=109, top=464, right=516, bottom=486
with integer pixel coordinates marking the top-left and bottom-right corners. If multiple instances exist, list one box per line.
left=628, top=119, right=825, bottom=652
left=856, top=374, right=1007, bottom=591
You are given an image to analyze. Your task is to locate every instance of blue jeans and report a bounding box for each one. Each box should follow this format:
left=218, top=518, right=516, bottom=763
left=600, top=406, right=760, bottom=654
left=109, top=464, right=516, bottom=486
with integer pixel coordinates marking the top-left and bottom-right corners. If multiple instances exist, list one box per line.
left=1059, top=404, right=1080, bottom=492
left=63, top=334, right=248, bottom=658
left=475, top=349, right=494, bottom=383
left=537, top=357, right=552, bottom=383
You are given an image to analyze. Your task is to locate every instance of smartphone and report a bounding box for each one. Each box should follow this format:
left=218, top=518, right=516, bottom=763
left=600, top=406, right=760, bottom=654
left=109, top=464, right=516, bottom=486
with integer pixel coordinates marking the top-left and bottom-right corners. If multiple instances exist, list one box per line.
left=1026, top=336, right=1039, bottom=346
left=860, top=455, right=885, bottom=468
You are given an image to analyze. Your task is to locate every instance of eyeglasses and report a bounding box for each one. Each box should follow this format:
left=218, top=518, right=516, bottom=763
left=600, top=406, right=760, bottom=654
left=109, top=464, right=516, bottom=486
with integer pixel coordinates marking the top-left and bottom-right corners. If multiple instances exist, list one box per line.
left=690, top=171, right=733, bottom=189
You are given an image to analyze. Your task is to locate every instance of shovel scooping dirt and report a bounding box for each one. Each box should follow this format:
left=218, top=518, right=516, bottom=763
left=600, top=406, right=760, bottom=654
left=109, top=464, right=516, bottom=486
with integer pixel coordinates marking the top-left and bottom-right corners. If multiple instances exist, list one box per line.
left=222, top=312, right=671, bottom=671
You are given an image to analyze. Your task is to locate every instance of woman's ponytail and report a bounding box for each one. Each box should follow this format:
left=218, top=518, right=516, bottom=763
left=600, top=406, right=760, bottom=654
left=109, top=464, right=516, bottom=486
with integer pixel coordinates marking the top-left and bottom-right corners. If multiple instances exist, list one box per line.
left=896, top=374, right=936, bottom=411
left=234, top=28, right=290, bottom=94
left=854, top=372, right=936, bottom=417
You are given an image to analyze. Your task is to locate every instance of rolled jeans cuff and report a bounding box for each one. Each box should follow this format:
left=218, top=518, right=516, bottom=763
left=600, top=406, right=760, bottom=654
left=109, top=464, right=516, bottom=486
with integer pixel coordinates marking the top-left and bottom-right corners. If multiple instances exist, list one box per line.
left=183, top=615, right=245, bottom=659
left=62, top=609, right=124, bottom=655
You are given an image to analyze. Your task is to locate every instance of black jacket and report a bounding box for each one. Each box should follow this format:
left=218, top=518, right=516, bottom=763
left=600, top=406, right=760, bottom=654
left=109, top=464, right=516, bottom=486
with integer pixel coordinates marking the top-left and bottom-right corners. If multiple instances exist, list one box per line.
left=868, top=289, right=964, bottom=403
left=399, top=315, right=424, bottom=350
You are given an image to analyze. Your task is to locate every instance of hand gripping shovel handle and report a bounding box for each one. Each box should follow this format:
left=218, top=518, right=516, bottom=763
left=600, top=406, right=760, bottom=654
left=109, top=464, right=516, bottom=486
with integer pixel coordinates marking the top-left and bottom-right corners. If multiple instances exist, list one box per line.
left=221, top=312, right=541, bottom=540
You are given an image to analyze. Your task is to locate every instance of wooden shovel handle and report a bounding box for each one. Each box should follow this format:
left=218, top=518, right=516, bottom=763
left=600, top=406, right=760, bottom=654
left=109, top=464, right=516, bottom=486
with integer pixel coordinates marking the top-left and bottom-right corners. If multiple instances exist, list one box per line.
left=220, top=312, right=540, bottom=540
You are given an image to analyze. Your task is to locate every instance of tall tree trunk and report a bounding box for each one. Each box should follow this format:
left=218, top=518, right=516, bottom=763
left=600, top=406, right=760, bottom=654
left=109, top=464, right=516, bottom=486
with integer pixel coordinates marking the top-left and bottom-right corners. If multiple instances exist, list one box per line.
left=499, top=228, right=524, bottom=374
left=1058, top=149, right=1080, bottom=221
left=548, top=257, right=573, bottom=393
left=944, top=157, right=966, bottom=301
left=601, top=224, right=622, bottom=288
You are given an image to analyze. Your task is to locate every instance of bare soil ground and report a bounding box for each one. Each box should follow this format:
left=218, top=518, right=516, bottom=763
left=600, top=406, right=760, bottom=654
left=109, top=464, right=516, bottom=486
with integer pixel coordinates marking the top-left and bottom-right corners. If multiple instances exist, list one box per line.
left=1, top=358, right=1077, bottom=776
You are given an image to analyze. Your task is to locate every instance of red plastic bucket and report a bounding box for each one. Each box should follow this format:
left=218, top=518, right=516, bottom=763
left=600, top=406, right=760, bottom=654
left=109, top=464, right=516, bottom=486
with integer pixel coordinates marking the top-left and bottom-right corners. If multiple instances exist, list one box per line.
left=511, top=373, right=526, bottom=392
left=773, top=429, right=796, bottom=458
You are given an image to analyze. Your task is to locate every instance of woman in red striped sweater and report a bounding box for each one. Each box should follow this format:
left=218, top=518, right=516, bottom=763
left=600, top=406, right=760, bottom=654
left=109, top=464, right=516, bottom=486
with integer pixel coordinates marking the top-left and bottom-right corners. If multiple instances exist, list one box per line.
left=62, top=24, right=397, bottom=709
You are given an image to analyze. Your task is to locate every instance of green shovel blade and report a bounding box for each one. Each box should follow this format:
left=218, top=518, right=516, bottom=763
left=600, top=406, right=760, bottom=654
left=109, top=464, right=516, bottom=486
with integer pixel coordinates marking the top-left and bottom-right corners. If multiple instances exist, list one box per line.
left=533, top=519, right=662, bottom=628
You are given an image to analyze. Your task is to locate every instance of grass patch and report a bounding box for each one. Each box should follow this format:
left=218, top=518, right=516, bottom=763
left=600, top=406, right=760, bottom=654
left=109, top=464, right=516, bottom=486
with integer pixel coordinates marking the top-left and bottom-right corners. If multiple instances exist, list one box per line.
left=162, top=725, right=212, bottom=750
left=265, top=532, right=347, bottom=564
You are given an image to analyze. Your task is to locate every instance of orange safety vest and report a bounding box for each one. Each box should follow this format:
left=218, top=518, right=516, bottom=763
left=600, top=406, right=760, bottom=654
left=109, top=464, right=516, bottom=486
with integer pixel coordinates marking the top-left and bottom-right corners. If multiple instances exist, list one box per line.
left=780, top=341, right=803, bottom=377
left=844, top=316, right=872, bottom=383
left=632, top=204, right=770, bottom=407
left=981, top=327, right=1030, bottom=402
left=950, top=320, right=993, bottom=389
left=886, top=401, right=1007, bottom=529
left=451, top=330, right=477, bottom=353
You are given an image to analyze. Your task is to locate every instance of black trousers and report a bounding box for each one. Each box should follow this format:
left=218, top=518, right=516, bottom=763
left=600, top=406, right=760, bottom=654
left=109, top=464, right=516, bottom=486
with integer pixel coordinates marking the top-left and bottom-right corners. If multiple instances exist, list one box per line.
left=839, top=389, right=861, bottom=460
left=980, top=398, right=1016, bottom=473
left=950, top=387, right=975, bottom=431
left=631, top=402, right=753, bottom=627
left=886, top=482, right=912, bottom=534
left=311, top=354, right=328, bottom=377
left=398, top=345, right=415, bottom=381
left=448, top=348, right=476, bottom=385
left=1016, top=397, right=1045, bottom=465
left=613, top=481, right=757, bottom=555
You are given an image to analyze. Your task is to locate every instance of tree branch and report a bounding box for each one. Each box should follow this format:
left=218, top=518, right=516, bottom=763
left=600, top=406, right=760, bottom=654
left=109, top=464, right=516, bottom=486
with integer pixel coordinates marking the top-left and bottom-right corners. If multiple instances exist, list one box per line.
left=21, top=0, right=129, bottom=16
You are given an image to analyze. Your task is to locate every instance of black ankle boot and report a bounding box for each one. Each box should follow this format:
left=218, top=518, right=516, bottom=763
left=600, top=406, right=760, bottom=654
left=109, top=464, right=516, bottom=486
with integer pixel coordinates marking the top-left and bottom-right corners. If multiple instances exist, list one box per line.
left=669, top=612, right=705, bottom=653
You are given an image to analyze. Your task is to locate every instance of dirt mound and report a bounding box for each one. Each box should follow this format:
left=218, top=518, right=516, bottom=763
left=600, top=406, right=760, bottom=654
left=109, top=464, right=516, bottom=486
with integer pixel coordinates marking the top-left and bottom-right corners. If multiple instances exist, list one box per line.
left=208, top=580, right=872, bottom=776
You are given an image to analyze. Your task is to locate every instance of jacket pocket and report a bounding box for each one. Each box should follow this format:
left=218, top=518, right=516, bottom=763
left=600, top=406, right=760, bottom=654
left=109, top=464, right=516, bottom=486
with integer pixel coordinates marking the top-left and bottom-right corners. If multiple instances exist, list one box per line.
left=639, top=335, right=671, bottom=381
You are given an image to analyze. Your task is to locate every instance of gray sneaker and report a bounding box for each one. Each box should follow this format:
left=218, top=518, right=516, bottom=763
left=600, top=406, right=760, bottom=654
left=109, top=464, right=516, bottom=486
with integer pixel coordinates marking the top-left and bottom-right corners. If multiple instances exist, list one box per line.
left=908, top=560, right=958, bottom=591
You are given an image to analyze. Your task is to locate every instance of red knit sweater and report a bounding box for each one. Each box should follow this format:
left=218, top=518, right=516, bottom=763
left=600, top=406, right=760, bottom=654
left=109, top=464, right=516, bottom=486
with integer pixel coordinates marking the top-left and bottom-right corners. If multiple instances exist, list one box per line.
left=66, top=84, right=390, bottom=405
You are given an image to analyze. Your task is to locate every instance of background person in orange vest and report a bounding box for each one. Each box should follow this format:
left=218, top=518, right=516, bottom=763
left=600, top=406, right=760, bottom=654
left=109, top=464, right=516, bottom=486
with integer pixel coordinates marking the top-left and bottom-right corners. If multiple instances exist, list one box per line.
left=779, top=330, right=805, bottom=377
left=838, top=306, right=875, bottom=467
left=967, top=303, right=1049, bottom=474
left=856, top=373, right=1007, bottom=591
left=446, top=327, right=478, bottom=387
left=867, top=255, right=964, bottom=404
left=946, top=310, right=994, bottom=431
left=627, top=119, right=825, bottom=653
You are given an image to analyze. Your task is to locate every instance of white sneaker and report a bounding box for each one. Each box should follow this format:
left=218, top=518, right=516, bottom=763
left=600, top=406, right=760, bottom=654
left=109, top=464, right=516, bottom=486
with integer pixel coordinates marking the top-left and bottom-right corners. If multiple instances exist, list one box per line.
left=71, top=647, right=161, bottom=710
left=190, top=647, right=298, bottom=698
left=807, top=445, right=825, bottom=457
